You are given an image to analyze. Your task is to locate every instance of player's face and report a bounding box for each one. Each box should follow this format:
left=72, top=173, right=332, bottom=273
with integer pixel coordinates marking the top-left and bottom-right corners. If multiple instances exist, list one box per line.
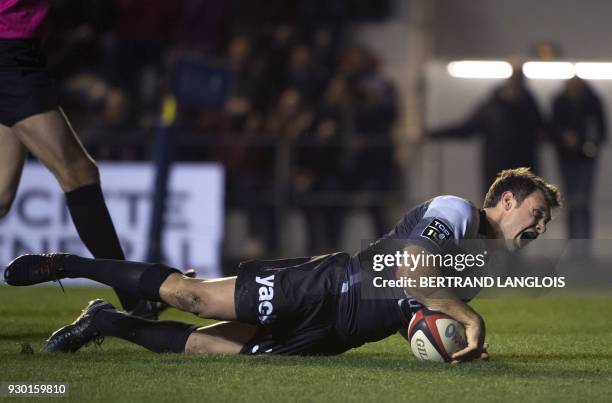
left=500, top=190, right=551, bottom=251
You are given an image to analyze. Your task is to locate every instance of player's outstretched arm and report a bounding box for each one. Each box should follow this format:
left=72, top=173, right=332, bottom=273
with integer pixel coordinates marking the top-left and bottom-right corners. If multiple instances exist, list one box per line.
left=398, top=245, right=489, bottom=363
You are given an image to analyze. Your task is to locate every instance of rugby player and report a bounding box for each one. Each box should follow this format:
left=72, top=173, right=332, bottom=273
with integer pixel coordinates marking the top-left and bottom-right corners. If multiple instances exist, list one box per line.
left=0, top=0, right=181, bottom=318
left=4, top=168, right=561, bottom=362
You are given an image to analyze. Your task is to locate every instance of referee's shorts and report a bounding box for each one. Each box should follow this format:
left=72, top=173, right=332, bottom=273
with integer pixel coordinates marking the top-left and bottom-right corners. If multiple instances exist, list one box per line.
left=0, top=39, right=58, bottom=127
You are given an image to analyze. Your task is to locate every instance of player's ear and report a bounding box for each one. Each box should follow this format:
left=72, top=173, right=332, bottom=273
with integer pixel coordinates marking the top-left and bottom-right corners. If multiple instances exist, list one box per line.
left=500, top=191, right=515, bottom=211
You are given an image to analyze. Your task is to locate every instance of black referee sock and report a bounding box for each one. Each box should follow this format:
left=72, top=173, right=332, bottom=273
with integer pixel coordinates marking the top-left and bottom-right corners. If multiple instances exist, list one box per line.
left=92, top=309, right=197, bottom=353
left=64, top=255, right=181, bottom=302
left=65, top=183, right=139, bottom=310
left=65, top=183, right=125, bottom=261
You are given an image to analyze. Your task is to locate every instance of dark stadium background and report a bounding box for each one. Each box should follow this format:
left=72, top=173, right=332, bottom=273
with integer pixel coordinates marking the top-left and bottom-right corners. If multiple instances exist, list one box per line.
left=1, top=1, right=611, bottom=402
left=1, top=0, right=611, bottom=275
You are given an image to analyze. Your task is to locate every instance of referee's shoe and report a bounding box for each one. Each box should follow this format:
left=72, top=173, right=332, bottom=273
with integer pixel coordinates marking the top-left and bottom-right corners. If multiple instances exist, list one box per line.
left=4, top=253, right=68, bottom=287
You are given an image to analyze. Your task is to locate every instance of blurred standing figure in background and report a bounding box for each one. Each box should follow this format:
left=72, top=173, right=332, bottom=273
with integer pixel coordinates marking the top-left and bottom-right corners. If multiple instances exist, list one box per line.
left=0, top=0, right=160, bottom=317
left=431, top=61, right=546, bottom=193
left=551, top=77, right=607, bottom=240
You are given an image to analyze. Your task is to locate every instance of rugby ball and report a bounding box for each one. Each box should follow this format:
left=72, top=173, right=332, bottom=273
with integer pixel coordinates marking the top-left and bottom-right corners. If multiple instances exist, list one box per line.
left=408, top=309, right=467, bottom=362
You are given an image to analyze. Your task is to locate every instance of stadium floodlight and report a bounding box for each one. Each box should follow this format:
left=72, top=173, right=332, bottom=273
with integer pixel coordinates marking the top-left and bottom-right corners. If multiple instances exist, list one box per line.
left=574, top=62, right=612, bottom=80
left=522, top=62, right=575, bottom=79
left=446, top=61, right=512, bottom=79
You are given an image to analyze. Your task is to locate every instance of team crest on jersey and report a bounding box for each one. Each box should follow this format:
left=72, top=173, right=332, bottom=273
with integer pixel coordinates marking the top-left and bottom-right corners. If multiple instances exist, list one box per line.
left=421, top=218, right=454, bottom=247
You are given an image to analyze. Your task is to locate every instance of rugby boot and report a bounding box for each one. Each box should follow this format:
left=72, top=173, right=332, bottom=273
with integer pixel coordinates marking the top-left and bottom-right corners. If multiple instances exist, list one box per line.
left=43, top=299, right=115, bottom=353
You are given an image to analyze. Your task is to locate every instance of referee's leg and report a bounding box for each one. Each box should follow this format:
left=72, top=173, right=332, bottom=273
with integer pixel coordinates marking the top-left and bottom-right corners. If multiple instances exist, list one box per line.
left=11, top=107, right=142, bottom=311
left=0, top=124, right=27, bottom=218
left=11, top=107, right=98, bottom=191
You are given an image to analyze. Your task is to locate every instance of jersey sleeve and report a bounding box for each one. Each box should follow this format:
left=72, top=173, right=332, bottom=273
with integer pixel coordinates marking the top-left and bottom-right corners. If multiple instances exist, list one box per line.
left=407, top=196, right=477, bottom=253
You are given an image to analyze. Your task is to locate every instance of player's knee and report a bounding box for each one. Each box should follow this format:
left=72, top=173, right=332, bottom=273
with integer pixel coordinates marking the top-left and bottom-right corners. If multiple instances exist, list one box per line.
left=174, top=286, right=210, bottom=317
left=184, top=332, right=213, bottom=354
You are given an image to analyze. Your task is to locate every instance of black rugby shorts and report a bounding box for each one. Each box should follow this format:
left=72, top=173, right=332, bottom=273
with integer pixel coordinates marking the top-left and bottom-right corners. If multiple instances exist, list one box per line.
left=234, top=253, right=351, bottom=355
left=0, top=39, right=58, bottom=127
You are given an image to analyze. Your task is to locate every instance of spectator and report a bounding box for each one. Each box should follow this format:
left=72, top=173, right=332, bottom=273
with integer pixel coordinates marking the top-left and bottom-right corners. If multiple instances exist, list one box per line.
left=346, top=49, right=397, bottom=237
left=311, top=27, right=338, bottom=74
left=431, top=61, right=546, bottom=193
left=265, top=87, right=314, bottom=140
left=551, top=76, right=607, bottom=241
left=284, top=44, right=328, bottom=106
left=298, top=75, right=352, bottom=252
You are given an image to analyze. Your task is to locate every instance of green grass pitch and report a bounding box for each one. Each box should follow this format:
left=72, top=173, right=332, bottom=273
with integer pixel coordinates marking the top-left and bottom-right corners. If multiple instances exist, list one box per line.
left=1, top=286, right=611, bottom=402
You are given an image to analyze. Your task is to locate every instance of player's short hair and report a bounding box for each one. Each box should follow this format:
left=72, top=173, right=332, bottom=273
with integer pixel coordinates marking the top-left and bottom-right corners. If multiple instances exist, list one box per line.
left=483, top=167, right=562, bottom=209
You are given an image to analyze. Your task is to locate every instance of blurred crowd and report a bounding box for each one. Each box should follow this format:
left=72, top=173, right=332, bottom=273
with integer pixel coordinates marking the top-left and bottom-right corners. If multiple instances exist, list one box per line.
left=193, top=29, right=398, bottom=254
left=42, top=1, right=605, bottom=257
left=44, top=0, right=399, bottom=255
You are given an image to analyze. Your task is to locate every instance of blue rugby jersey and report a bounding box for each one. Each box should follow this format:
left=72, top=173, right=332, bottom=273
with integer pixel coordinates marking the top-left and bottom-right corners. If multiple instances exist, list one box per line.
left=334, top=195, right=488, bottom=348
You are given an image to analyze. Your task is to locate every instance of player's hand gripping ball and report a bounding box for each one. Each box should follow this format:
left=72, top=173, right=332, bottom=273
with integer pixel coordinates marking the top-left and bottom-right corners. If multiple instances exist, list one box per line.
left=408, top=309, right=467, bottom=362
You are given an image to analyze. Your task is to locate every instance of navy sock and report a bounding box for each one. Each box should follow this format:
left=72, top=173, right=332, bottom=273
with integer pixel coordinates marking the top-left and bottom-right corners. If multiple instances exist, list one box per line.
left=93, top=309, right=197, bottom=353
left=64, top=255, right=180, bottom=302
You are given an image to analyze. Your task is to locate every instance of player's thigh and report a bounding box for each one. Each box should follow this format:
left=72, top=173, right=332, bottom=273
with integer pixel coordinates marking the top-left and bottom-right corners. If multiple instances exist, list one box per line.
left=11, top=108, right=98, bottom=191
left=185, top=321, right=257, bottom=354
left=161, top=275, right=238, bottom=321
left=0, top=124, right=27, bottom=215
